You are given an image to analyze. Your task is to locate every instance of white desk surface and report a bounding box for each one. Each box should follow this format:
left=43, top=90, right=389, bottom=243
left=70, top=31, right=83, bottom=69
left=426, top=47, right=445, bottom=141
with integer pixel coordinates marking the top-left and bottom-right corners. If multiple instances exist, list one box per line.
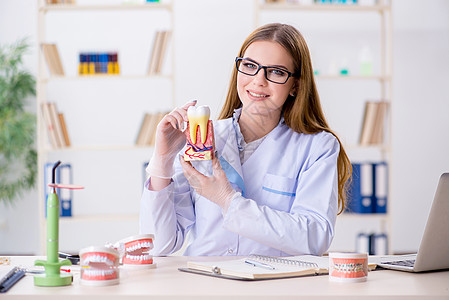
left=1, top=256, right=449, bottom=299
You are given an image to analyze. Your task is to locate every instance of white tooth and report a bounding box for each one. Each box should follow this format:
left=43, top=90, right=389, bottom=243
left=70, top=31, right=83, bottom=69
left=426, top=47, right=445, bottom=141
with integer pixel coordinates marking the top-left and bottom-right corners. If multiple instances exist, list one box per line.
left=187, top=105, right=210, bottom=144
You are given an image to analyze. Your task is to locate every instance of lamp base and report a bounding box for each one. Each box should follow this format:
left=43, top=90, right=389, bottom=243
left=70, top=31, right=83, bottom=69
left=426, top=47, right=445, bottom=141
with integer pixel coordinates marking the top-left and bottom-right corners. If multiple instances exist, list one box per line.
left=34, top=258, right=73, bottom=287
left=33, top=273, right=73, bottom=286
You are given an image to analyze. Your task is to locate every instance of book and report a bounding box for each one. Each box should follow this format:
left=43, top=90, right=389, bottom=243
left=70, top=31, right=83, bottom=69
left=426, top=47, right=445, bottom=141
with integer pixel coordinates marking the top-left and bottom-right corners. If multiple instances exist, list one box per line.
left=147, top=32, right=163, bottom=75
left=136, top=113, right=153, bottom=146
left=155, top=31, right=171, bottom=74
left=181, top=255, right=329, bottom=281
left=359, top=101, right=388, bottom=146
left=147, top=31, right=171, bottom=75
left=370, top=101, right=388, bottom=144
left=48, top=102, right=65, bottom=148
left=58, top=113, right=71, bottom=147
left=41, top=103, right=59, bottom=149
left=41, top=43, right=64, bottom=76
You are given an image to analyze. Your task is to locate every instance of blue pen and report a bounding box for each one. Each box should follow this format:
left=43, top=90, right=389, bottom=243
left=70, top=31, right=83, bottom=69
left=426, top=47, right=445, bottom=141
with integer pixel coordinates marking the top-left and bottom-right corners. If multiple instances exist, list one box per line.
left=244, top=259, right=275, bottom=270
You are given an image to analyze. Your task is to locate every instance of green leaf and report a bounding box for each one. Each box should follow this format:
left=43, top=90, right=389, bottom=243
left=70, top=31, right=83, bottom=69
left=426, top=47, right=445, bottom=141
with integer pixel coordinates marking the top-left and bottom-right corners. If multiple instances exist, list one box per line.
left=0, top=38, right=37, bottom=204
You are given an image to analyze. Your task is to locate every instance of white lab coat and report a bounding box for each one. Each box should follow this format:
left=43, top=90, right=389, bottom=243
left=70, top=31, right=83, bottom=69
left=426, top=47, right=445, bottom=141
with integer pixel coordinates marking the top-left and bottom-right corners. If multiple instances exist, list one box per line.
left=140, top=114, right=339, bottom=257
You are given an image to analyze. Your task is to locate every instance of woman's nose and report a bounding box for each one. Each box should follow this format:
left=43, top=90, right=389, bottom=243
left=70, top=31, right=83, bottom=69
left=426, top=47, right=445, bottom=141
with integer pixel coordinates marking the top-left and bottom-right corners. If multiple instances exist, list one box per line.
left=252, top=68, right=268, bottom=85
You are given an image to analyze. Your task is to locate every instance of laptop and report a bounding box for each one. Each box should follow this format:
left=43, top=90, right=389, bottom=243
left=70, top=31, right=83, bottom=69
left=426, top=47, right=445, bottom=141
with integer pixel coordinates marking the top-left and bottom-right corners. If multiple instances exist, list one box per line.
left=378, top=173, right=449, bottom=272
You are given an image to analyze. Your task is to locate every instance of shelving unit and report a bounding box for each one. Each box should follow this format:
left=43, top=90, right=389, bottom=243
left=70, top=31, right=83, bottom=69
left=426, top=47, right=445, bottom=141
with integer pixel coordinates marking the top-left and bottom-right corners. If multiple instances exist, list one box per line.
left=36, top=0, right=175, bottom=254
left=254, top=0, right=393, bottom=253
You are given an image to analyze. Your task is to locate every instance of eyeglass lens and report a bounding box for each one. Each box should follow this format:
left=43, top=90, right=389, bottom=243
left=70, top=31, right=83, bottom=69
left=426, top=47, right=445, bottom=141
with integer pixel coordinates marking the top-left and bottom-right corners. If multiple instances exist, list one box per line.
left=236, top=58, right=290, bottom=84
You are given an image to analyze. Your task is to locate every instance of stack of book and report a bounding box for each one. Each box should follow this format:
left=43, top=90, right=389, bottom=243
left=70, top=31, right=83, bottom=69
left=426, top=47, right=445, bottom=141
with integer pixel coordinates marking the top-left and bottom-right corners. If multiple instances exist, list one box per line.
left=135, top=112, right=169, bottom=146
left=41, top=43, right=64, bottom=76
left=147, top=30, right=171, bottom=75
left=359, top=101, right=388, bottom=146
left=78, top=52, right=120, bottom=75
left=41, top=102, right=71, bottom=149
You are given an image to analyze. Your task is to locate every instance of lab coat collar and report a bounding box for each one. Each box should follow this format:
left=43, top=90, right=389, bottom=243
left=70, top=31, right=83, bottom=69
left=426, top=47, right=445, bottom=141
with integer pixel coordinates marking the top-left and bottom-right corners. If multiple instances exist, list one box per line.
left=214, top=117, right=246, bottom=196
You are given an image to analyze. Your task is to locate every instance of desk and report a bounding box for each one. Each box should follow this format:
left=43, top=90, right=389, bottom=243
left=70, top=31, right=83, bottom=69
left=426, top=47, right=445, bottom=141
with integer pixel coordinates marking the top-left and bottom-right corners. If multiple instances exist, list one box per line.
left=1, top=256, right=449, bottom=299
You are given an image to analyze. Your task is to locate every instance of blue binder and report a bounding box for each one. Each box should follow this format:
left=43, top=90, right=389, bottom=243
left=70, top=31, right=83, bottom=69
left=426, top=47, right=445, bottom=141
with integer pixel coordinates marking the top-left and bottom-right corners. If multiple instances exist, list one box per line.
left=59, top=163, right=73, bottom=217
left=373, top=162, right=388, bottom=213
left=44, top=162, right=72, bottom=217
left=346, top=163, right=374, bottom=213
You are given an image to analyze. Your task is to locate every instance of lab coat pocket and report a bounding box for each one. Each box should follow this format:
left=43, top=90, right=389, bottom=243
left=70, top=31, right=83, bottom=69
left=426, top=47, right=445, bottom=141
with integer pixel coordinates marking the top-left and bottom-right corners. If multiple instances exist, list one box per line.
left=262, top=173, right=296, bottom=212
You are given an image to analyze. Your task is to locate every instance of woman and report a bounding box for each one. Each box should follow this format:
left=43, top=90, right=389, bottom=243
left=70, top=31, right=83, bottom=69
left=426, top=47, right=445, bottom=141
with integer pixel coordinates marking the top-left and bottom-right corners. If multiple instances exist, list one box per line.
left=140, top=23, right=351, bottom=256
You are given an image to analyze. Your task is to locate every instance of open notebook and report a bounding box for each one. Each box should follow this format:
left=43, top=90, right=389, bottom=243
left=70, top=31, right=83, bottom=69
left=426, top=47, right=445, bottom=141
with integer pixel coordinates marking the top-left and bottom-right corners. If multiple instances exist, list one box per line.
left=180, top=254, right=376, bottom=281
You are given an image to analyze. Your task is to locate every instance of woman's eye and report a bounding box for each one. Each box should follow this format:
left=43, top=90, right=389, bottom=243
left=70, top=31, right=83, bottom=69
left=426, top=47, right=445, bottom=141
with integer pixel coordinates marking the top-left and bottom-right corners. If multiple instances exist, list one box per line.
left=270, top=68, right=287, bottom=77
left=243, top=62, right=257, bottom=69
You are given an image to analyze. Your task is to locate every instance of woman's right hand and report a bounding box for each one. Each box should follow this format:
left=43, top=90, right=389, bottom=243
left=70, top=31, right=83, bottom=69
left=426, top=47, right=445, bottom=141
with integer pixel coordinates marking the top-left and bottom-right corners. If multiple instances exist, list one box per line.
left=146, top=100, right=197, bottom=179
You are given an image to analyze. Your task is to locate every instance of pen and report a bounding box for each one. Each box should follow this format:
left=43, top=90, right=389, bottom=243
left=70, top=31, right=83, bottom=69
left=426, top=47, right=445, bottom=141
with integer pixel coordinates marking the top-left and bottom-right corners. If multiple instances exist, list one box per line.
left=244, top=259, right=275, bottom=270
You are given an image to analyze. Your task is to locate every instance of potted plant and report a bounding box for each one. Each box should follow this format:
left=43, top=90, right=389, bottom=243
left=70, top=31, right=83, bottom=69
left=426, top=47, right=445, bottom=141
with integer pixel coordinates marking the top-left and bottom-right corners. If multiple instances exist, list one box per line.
left=0, top=38, right=37, bottom=204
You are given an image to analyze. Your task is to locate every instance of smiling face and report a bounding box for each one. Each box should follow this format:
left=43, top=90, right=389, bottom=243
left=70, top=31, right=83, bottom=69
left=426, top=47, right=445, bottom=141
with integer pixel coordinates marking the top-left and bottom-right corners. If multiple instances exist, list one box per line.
left=237, top=40, right=296, bottom=122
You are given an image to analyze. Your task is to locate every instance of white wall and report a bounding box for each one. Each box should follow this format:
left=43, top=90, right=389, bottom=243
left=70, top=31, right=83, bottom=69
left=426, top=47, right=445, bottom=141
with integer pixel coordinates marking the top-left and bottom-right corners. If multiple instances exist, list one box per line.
left=0, top=0, right=448, bottom=255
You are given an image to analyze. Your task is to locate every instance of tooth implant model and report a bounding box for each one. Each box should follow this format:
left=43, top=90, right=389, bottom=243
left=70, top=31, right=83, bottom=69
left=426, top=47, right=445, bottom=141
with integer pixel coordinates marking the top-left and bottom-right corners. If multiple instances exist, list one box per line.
left=184, top=105, right=215, bottom=161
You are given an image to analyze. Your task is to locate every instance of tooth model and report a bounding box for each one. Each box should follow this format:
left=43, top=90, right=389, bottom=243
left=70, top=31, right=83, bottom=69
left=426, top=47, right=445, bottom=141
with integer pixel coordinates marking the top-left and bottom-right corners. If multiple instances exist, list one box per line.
left=120, top=234, right=156, bottom=269
left=184, top=105, right=215, bottom=161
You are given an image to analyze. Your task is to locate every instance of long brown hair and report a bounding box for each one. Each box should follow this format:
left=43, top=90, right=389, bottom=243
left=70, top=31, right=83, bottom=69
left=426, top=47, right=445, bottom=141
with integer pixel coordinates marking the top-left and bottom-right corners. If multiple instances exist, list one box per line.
left=218, top=23, right=351, bottom=214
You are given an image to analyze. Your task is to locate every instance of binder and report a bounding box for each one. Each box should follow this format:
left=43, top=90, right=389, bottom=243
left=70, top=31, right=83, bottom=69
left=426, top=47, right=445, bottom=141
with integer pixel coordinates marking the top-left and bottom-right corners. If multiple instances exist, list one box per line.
left=356, top=232, right=371, bottom=253
left=356, top=232, right=388, bottom=255
left=373, top=162, right=388, bottom=213
left=372, top=233, right=388, bottom=255
left=346, top=163, right=374, bottom=213
left=59, top=163, right=73, bottom=217
left=44, top=162, right=72, bottom=217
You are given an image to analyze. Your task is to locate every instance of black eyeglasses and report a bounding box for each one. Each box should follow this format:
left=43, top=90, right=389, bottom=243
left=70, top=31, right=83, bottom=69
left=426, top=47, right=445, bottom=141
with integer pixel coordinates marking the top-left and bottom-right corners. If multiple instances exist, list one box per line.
left=235, top=57, right=298, bottom=84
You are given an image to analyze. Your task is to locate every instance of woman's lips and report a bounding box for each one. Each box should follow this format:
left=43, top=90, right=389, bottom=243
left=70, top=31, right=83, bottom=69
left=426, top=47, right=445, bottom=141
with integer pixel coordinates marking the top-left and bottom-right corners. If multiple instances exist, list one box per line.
left=247, top=90, right=269, bottom=100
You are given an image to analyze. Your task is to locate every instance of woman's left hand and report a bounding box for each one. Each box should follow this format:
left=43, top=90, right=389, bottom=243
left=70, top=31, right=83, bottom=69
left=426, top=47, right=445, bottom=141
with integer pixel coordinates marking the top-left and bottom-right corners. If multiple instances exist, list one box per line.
left=179, top=155, right=237, bottom=211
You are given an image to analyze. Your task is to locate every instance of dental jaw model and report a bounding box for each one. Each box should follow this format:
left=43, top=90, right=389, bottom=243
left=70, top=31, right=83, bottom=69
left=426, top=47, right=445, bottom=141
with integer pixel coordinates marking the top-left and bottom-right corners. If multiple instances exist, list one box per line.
left=120, top=234, right=156, bottom=268
left=185, top=105, right=215, bottom=161
left=79, top=246, right=120, bottom=286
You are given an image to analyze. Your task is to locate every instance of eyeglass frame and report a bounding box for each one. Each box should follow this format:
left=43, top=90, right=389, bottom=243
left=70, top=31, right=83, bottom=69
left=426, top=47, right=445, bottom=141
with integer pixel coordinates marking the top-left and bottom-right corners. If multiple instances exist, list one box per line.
left=235, top=57, right=300, bottom=84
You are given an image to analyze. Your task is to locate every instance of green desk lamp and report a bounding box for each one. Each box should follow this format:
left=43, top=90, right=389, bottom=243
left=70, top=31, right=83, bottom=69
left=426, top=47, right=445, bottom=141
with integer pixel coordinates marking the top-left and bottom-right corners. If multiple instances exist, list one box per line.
left=34, top=160, right=84, bottom=287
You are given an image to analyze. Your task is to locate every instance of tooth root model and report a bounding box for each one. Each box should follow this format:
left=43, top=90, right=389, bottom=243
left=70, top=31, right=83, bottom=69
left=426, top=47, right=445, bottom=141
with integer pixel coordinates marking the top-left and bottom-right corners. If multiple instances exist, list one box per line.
left=184, top=105, right=215, bottom=161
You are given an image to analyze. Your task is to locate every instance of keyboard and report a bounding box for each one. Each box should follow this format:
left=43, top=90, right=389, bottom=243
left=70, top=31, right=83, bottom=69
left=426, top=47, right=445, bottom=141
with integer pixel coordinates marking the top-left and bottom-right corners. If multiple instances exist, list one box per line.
left=381, top=259, right=415, bottom=268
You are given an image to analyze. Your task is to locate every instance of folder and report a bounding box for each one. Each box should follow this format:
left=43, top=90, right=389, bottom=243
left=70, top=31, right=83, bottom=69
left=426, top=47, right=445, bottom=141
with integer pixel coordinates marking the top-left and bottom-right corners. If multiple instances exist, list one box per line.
left=347, top=163, right=374, bottom=213
left=59, top=163, right=73, bottom=217
left=373, top=162, right=388, bottom=213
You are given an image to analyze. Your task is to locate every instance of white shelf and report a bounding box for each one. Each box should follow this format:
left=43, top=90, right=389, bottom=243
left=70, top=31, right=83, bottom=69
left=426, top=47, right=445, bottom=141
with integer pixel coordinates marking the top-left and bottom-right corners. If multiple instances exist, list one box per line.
left=40, top=3, right=172, bottom=12
left=315, top=74, right=391, bottom=81
left=258, top=3, right=390, bottom=12
left=37, top=74, right=173, bottom=83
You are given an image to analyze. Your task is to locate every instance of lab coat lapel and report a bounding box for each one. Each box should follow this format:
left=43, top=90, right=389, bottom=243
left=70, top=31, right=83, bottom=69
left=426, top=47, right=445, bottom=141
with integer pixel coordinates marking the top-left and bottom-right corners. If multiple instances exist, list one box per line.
left=241, top=121, right=286, bottom=180
left=214, top=119, right=246, bottom=196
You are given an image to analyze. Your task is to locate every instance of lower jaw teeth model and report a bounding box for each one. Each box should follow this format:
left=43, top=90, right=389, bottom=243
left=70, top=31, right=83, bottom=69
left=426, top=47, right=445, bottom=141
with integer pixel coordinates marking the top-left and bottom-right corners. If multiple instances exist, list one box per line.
left=79, top=246, right=120, bottom=286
